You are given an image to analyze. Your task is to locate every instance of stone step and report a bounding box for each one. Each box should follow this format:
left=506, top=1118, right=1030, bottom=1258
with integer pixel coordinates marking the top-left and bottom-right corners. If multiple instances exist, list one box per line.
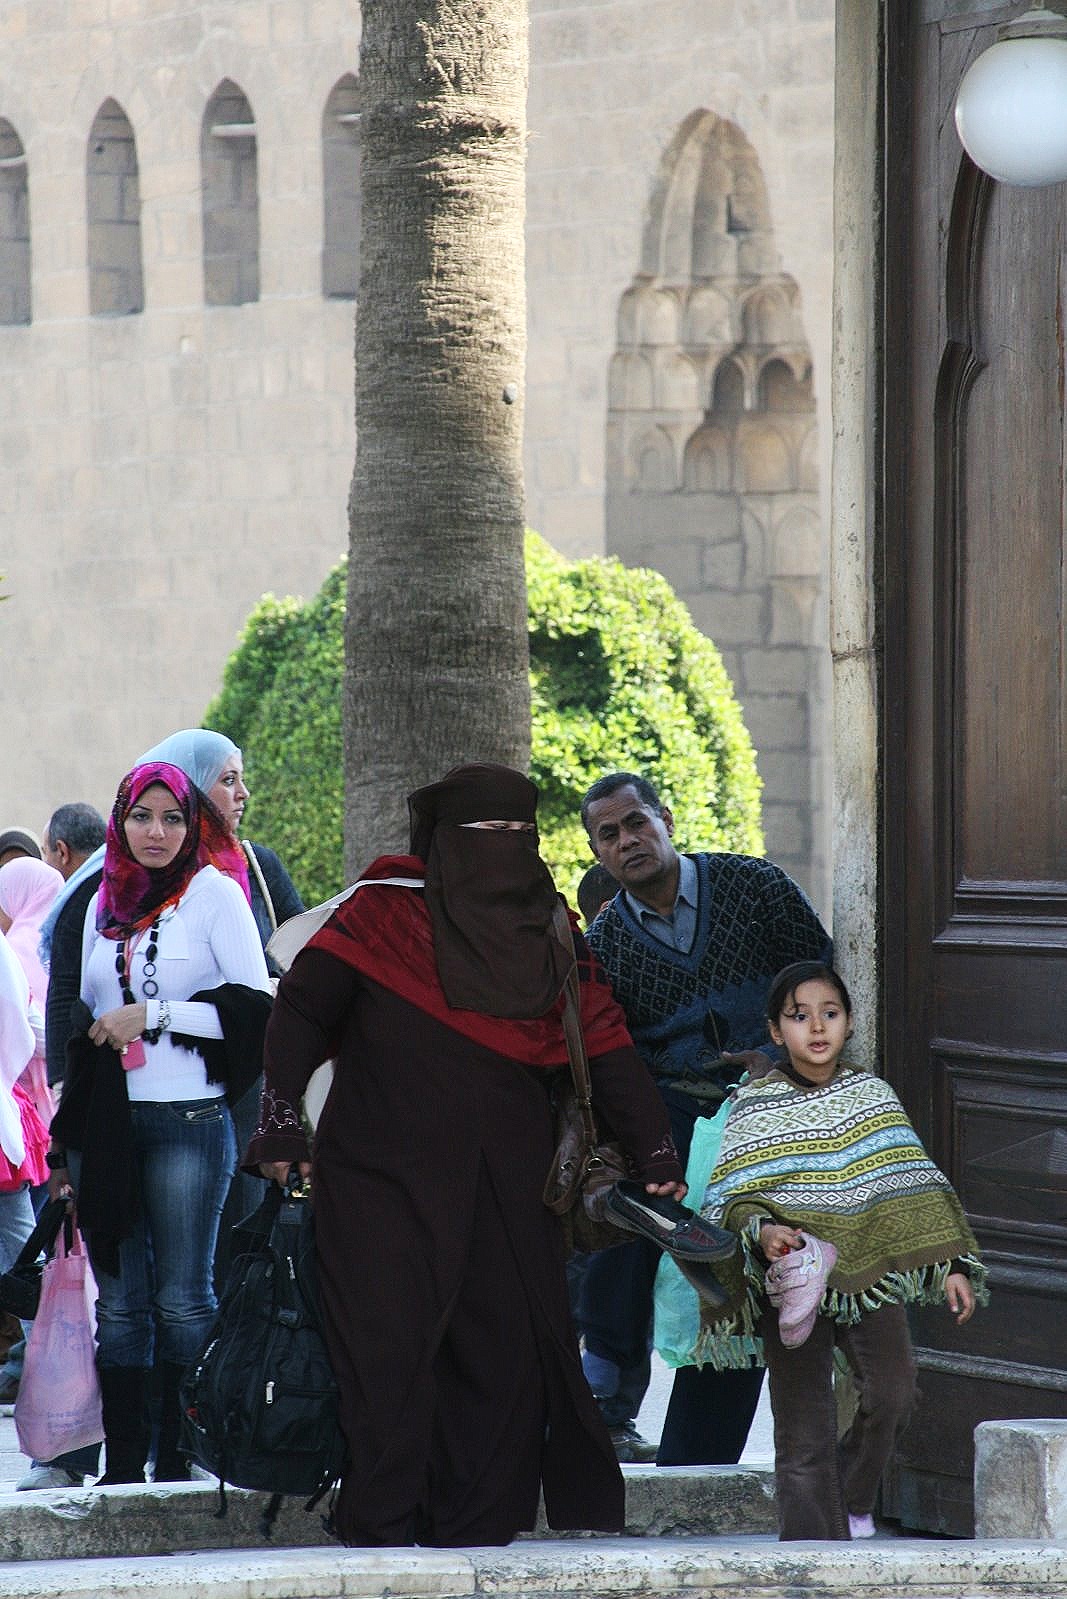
left=0, top=1535, right=1058, bottom=1599
left=0, top=1466, right=776, bottom=1563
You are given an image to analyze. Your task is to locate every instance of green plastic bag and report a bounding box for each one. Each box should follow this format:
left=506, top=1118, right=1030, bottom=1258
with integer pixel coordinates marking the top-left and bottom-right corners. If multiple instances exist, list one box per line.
left=652, top=1095, right=734, bottom=1368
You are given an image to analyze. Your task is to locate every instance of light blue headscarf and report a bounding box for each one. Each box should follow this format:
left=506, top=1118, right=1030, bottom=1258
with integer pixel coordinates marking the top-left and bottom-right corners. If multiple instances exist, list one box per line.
left=136, top=729, right=240, bottom=795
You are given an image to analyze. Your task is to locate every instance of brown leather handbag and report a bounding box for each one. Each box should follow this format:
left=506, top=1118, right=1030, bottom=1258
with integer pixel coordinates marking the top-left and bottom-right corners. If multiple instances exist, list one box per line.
left=542, top=903, right=631, bottom=1255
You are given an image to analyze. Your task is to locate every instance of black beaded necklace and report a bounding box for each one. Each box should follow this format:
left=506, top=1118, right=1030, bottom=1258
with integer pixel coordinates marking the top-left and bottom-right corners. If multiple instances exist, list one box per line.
left=115, top=917, right=164, bottom=1044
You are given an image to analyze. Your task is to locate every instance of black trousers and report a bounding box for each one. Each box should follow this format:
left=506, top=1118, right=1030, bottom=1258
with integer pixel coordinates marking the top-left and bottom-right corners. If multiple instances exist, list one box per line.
left=578, top=1083, right=764, bottom=1463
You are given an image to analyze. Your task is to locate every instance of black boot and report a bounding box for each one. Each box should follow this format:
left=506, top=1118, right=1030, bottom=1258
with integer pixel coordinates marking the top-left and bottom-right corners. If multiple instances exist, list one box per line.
left=96, top=1365, right=150, bottom=1485
left=153, top=1360, right=192, bottom=1482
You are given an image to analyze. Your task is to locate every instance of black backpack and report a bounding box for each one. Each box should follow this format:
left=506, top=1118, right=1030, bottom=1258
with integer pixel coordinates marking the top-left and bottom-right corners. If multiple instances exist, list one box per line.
left=181, top=1174, right=347, bottom=1533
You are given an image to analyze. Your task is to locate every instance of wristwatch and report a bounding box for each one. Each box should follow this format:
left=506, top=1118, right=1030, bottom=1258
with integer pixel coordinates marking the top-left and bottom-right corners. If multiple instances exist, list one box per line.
left=44, top=1149, right=69, bottom=1170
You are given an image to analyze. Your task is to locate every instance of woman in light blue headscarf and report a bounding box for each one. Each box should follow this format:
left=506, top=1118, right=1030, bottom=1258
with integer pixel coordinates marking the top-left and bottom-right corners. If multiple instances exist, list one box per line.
left=137, top=730, right=304, bottom=1270
left=137, top=731, right=304, bottom=955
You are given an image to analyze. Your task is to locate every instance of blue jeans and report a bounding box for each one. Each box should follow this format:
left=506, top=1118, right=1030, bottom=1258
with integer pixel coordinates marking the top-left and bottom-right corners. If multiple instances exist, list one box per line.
left=72, top=1098, right=236, bottom=1369
left=0, top=1185, right=35, bottom=1274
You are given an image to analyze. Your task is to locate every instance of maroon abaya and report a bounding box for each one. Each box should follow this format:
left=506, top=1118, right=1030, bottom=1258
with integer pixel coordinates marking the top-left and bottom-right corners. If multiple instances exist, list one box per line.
left=248, top=946, right=681, bottom=1547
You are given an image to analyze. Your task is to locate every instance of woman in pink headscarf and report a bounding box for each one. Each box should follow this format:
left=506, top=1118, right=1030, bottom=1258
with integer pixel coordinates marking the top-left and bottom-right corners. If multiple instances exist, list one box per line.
left=0, top=857, right=63, bottom=1130
left=48, top=761, right=272, bottom=1486
left=0, top=858, right=61, bottom=1008
left=0, top=935, right=39, bottom=1261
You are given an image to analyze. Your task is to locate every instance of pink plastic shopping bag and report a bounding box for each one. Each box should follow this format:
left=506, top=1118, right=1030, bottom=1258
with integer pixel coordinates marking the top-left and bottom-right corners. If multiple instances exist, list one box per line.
left=15, top=1215, right=103, bottom=1460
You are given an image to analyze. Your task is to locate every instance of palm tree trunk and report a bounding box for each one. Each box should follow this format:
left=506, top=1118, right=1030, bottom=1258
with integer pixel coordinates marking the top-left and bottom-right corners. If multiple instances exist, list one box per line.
left=345, top=0, right=530, bottom=872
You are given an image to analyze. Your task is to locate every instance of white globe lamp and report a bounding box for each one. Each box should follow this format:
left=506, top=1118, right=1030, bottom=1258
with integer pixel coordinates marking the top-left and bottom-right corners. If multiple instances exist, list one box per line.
left=955, top=5, right=1067, bottom=186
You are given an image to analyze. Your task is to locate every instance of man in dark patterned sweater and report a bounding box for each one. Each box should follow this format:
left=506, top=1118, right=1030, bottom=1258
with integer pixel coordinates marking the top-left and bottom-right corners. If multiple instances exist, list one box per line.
left=580, top=771, right=831, bottom=1466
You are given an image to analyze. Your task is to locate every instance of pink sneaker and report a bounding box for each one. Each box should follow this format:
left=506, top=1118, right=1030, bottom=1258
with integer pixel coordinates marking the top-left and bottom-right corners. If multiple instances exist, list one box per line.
left=764, top=1233, right=837, bottom=1348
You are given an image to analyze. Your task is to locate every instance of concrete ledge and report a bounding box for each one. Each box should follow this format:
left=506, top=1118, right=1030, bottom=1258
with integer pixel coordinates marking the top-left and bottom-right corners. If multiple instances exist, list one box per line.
left=0, top=1536, right=1060, bottom=1599
left=975, top=1418, right=1067, bottom=1540
left=0, top=1467, right=777, bottom=1562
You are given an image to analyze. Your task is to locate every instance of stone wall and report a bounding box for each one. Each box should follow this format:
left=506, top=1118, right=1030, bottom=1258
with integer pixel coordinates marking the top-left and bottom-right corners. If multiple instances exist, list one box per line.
left=0, top=0, right=834, bottom=916
left=0, top=2, right=362, bottom=825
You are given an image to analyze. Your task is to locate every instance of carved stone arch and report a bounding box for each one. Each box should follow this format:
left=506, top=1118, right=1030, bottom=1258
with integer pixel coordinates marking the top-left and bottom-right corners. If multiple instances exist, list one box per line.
left=636, top=286, right=680, bottom=345
left=616, top=284, right=647, bottom=347
left=683, top=425, right=731, bottom=493
left=0, top=117, right=30, bottom=325
left=608, top=350, right=653, bottom=410
left=201, top=79, right=259, bottom=306
left=736, top=420, right=793, bottom=492
left=711, top=356, right=745, bottom=415
left=742, top=285, right=793, bottom=347
left=684, top=284, right=731, bottom=346
left=86, top=98, right=144, bottom=316
left=642, top=110, right=774, bottom=283
left=654, top=350, right=701, bottom=409
left=759, top=358, right=814, bottom=413
left=322, top=73, right=361, bottom=299
left=632, top=427, right=677, bottom=491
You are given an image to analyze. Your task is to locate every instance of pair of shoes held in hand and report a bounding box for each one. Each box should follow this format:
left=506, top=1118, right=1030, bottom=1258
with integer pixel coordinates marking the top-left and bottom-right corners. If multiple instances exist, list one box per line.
left=764, top=1232, right=837, bottom=1348
left=604, top=1181, right=736, bottom=1262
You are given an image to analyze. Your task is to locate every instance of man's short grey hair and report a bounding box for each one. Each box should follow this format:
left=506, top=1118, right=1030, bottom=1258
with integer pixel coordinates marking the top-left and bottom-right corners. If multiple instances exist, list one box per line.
left=46, top=802, right=107, bottom=857
left=580, top=772, right=663, bottom=832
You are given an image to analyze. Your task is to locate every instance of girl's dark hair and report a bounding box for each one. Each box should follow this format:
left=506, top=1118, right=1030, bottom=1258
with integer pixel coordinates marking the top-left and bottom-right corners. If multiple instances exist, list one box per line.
left=766, top=961, right=852, bottom=1026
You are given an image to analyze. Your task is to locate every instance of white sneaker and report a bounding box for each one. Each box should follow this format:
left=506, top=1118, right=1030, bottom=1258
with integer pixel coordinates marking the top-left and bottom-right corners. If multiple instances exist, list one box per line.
left=15, top=1464, right=84, bottom=1491
left=848, top=1511, right=876, bottom=1538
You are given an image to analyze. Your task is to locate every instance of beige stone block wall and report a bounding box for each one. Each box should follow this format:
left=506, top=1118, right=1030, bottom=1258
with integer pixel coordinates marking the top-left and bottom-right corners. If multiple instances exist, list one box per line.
left=0, top=2, right=361, bottom=827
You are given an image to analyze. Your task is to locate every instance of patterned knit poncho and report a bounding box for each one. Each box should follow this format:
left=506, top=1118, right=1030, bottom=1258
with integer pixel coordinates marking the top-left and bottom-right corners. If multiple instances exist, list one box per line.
left=693, top=1065, right=988, bottom=1369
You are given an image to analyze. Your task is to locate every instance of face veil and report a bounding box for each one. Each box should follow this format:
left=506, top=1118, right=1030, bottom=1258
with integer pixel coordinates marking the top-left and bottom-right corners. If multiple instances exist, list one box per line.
left=407, top=765, right=574, bottom=1018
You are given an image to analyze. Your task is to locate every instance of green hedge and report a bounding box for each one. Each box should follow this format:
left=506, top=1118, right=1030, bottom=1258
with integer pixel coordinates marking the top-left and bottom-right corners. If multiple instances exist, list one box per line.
left=205, top=532, right=763, bottom=905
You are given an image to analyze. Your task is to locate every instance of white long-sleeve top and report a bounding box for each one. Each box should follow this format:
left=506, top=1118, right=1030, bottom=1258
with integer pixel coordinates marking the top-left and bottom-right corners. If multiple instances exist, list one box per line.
left=81, top=866, right=271, bottom=1103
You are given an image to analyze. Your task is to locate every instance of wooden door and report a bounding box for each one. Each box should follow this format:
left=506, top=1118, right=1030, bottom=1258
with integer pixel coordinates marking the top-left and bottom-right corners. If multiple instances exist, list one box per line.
left=882, top=2, right=1067, bottom=1535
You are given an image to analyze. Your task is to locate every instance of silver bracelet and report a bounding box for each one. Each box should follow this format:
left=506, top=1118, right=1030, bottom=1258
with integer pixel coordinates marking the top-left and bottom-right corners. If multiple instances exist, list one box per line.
left=158, top=1000, right=172, bottom=1033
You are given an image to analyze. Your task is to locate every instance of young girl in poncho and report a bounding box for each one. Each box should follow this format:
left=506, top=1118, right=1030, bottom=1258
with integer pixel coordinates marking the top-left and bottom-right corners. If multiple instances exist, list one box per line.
left=697, top=960, right=986, bottom=1542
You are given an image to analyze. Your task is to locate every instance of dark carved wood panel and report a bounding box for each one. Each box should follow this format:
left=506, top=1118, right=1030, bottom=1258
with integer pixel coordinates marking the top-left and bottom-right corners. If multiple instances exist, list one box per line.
left=883, top=0, right=1067, bottom=1533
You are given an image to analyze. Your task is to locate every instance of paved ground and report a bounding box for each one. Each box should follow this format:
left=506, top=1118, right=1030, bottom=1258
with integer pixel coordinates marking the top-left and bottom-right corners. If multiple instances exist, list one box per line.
left=0, top=1407, right=26, bottom=1489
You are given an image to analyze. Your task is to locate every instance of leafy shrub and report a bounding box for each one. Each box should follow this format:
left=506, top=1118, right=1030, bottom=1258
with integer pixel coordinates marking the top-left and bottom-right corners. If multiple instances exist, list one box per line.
left=205, top=533, right=763, bottom=905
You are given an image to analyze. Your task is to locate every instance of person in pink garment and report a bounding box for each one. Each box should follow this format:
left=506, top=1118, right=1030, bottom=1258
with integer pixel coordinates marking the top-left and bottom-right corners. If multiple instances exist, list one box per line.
left=0, top=858, right=63, bottom=1133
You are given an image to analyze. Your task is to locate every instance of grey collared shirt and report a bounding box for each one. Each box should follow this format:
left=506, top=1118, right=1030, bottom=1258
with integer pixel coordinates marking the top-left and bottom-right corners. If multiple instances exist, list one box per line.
left=624, top=852, right=698, bottom=953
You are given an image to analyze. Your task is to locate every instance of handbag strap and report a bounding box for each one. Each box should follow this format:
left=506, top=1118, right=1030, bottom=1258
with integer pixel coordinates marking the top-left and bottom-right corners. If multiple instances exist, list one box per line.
left=11, top=1196, right=67, bottom=1272
left=551, top=900, right=599, bottom=1150
left=243, top=840, right=278, bottom=932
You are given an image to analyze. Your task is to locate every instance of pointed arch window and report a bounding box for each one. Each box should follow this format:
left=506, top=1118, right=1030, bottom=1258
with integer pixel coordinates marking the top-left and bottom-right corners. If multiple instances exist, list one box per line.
left=0, top=119, right=31, bottom=325
left=322, top=74, right=361, bottom=299
left=202, top=80, right=260, bottom=306
left=87, top=100, right=144, bottom=316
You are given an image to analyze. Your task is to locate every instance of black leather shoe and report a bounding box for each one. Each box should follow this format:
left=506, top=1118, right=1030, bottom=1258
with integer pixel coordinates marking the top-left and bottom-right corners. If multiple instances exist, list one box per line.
left=604, top=1182, right=737, bottom=1262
